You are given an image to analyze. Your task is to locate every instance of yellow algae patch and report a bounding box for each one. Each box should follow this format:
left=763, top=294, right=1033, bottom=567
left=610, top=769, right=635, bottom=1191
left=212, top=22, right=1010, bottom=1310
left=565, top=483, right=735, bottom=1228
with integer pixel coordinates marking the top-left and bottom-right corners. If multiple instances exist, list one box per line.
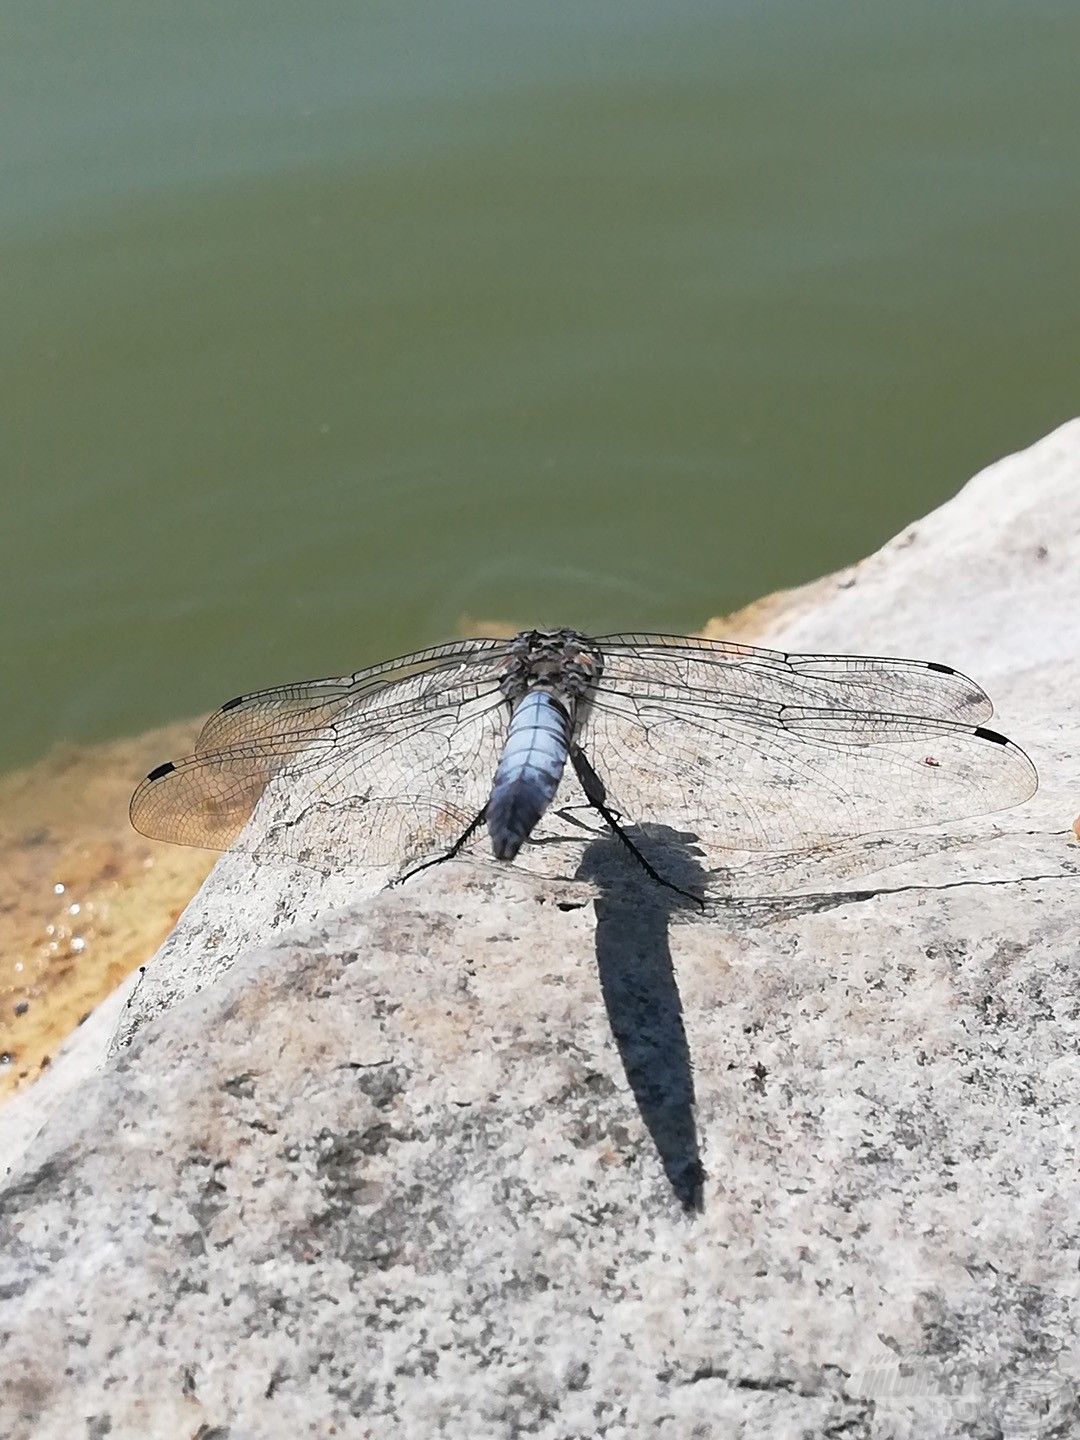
left=455, top=615, right=522, bottom=639
left=455, top=603, right=810, bottom=648
left=0, top=723, right=215, bottom=1102
left=699, top=576, right=840, bottom=644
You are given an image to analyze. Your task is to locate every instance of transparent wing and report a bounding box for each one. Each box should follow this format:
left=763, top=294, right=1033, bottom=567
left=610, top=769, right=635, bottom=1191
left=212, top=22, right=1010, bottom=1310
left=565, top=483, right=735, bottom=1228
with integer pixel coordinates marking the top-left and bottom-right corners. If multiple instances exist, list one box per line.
left=131, top=655, right=511, bottom=869
left=194, top=637, right=508, bottom=754
left=131, top=630, right=1037, bottom=882
left=596, top=633, right=995, bottom=723
left=577, top=684, right=1037, bottom=854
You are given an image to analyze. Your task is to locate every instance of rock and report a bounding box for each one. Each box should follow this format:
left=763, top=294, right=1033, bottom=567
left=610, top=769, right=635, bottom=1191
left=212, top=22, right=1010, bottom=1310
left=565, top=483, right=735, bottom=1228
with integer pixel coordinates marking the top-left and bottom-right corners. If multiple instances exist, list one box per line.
left=2, top=422, right=1079, bottom=1439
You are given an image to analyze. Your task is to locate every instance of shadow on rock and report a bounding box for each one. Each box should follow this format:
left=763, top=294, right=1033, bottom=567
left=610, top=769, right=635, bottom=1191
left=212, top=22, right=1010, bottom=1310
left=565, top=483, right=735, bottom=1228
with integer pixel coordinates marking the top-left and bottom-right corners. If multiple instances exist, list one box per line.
left=575, top=826, right=707, bottom=1214
left=700, top=830, right=989, bottom=931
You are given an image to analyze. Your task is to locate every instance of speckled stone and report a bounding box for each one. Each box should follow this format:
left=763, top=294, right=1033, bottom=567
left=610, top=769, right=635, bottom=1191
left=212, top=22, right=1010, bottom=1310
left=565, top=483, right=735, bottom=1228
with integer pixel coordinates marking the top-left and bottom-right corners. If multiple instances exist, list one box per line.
left=2, top=422, right=1079, bottom=1440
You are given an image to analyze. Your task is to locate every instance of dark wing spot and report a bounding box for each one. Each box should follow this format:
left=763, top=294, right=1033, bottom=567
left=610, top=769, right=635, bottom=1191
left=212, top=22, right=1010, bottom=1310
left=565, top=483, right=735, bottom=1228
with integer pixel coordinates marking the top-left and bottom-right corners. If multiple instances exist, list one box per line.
left=146, top=761, right=176, bottom=781
left=926, top=661, right=955, bottom=675
left=974, top=726, right=1009, bottom=745
left=221, top=695, right=245, bottom=712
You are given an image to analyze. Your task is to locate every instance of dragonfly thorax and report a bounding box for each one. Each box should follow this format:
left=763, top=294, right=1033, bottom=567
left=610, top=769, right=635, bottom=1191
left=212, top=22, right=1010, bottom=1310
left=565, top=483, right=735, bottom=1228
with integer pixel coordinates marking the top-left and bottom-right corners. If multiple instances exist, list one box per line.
left=498, top=628, right=604, bottom=711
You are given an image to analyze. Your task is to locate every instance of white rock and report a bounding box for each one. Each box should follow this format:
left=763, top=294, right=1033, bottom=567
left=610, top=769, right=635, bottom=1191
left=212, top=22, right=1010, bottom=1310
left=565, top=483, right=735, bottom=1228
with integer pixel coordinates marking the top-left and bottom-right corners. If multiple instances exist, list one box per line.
left=1, top=422, right=1078, bottom=1440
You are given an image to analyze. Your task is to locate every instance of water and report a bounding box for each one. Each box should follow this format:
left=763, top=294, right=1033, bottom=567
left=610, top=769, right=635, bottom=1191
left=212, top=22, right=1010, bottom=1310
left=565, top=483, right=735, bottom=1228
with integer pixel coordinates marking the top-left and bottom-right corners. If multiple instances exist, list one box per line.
left=3, top=0, right=1078, bottom=771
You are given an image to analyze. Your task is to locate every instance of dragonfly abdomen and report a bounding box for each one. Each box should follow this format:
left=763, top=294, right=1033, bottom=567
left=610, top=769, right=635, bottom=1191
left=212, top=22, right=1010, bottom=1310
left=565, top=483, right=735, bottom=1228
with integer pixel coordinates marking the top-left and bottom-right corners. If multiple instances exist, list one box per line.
left=486, top=691, right=571, bottom=860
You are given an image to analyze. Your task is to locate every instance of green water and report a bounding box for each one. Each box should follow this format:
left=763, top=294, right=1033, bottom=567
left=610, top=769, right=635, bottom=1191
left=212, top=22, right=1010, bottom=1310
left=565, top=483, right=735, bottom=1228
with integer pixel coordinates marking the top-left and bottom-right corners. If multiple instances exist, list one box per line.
left=3, top=1, right=1078, bottom=771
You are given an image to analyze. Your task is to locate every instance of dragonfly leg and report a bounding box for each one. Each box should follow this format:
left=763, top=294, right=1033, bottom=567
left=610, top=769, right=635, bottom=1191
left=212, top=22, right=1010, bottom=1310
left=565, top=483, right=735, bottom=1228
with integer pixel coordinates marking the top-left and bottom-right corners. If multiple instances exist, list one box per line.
left=394, top=807, right=488, bottom=886
left=569, top=748, right=702, bottom=909
left=550, top=800, right=613, bottom=834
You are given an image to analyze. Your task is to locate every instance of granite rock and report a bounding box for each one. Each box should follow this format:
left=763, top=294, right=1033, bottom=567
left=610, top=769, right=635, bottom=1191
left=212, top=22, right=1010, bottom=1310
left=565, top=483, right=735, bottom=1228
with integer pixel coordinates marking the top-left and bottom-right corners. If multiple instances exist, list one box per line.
left=2, top=422, right=1079, bottom=1440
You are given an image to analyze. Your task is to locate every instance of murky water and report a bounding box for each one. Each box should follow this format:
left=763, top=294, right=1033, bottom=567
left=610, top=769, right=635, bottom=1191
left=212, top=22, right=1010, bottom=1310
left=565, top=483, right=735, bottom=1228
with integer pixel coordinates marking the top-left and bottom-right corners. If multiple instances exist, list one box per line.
left=4, top=0, right=1078, bottom=770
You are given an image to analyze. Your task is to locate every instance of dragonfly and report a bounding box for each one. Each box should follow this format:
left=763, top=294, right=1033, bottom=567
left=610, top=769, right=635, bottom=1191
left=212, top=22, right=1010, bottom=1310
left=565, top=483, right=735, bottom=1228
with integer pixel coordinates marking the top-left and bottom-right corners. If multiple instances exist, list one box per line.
left=130, top=629, right=1037, bottom=899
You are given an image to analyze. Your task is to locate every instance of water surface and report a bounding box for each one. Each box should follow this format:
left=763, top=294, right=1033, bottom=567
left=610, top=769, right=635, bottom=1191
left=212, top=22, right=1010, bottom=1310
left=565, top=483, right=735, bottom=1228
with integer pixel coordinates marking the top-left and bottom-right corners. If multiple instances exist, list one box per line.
left=3, top=0, right=1078, bottom=769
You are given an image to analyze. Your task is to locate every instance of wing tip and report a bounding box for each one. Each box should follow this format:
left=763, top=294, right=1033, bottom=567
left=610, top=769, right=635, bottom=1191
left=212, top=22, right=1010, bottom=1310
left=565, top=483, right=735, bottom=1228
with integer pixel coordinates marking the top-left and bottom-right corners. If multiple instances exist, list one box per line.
left=131, top=760, right=179, bottom=838
left=973, top=725, right=1009, bottom=746
left=972, top=725, right=1039, bottom=802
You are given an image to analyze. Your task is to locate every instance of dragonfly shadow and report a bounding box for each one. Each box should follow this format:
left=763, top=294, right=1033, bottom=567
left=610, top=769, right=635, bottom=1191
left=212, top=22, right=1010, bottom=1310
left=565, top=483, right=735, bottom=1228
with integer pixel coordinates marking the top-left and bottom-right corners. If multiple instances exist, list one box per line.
left=574, top=825, right=708, bottom=1214
left=697, top=826, right=997, bottom=930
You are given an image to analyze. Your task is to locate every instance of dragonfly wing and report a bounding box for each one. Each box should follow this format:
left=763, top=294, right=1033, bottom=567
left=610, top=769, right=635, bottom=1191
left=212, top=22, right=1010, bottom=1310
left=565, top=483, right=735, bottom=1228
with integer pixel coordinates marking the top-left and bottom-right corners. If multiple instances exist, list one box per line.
left=597, top=634, right=995, bottom=723
left=577, top=686, right=1036, bottom=854
left=195, top=638, right=508, bottom=753
left=132, top=675, right=509, bottom=870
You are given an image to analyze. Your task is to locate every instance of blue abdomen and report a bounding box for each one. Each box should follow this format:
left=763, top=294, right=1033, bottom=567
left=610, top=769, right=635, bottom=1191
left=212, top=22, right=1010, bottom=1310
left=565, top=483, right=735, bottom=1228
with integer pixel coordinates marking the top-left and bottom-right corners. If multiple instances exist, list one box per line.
left=486, top=692, right=570, bottom=860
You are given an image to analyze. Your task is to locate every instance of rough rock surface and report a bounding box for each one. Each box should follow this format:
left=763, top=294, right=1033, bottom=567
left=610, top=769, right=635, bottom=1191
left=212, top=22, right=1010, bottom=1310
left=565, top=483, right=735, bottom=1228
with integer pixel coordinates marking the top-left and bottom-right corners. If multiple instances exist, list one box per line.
left=2, top=422, right=1079, bottom=1439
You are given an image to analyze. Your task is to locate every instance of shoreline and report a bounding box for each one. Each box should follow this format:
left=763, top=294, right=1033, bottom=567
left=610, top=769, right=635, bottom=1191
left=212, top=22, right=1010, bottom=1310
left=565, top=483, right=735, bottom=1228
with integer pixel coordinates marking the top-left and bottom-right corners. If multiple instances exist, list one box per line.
left=0, top=719, right=215, bottom=1101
